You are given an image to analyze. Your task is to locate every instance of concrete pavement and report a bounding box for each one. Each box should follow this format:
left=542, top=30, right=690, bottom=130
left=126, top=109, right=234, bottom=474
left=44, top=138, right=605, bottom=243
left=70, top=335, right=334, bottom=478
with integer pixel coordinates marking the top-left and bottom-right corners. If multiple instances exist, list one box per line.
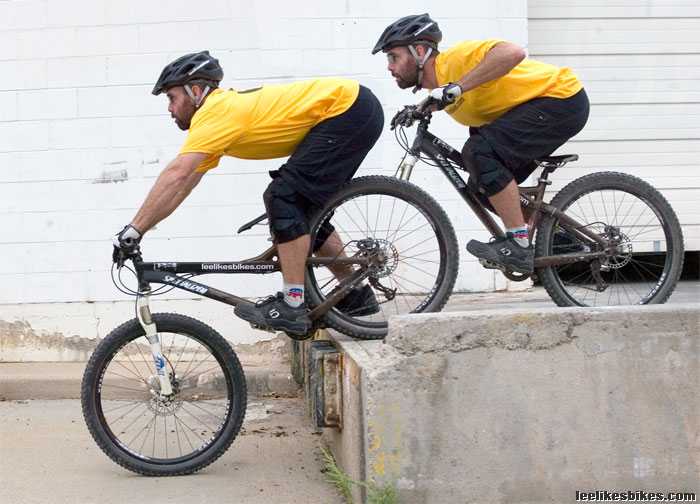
left=0, top=397, right=340, bottom=504
left=0, top=361, right=300, bottom=401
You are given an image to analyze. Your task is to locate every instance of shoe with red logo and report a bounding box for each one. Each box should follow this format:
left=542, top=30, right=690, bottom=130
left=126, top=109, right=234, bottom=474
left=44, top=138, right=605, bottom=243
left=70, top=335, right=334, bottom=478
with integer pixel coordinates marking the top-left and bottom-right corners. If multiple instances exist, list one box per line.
left=234, top=292, right=311, bottom=336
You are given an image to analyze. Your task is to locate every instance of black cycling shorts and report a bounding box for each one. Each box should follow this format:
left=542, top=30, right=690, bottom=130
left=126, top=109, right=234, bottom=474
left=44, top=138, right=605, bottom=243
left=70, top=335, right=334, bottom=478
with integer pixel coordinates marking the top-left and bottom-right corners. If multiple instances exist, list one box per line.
left=265, top=85, right=384, bottom=244
left=462, top=88, right=590, bottom=197
left=263, top=177, right=335, bottom=251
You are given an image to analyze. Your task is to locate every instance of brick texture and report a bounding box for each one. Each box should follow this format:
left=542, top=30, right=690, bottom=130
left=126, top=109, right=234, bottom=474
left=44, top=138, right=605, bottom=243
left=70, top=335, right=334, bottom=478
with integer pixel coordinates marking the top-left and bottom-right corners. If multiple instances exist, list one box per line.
left=0, top=1, right=526, bottom=304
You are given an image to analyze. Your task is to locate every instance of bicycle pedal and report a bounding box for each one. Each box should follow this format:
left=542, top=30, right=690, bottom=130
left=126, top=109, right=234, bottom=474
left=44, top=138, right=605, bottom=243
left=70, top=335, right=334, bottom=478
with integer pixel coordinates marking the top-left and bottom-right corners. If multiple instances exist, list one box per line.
left=249, top=323, right=277, bottom=334
left=478, top=258, right=507, bottom=273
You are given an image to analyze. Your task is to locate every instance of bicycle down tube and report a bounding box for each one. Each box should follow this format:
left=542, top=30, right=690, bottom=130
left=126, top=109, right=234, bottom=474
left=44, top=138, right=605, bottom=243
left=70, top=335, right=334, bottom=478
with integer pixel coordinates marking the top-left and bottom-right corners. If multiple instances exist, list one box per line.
left=407, top=123, right=506, bottom=240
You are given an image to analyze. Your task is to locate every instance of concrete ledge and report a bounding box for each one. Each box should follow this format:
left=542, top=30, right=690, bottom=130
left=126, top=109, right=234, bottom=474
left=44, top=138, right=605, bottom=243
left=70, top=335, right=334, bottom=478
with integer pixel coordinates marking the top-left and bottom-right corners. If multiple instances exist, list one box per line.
left=388, top=303, right=699, bottom=354
left=0, top=361, right=299, bottom=400
left=322, top=304, right=700, bottom=503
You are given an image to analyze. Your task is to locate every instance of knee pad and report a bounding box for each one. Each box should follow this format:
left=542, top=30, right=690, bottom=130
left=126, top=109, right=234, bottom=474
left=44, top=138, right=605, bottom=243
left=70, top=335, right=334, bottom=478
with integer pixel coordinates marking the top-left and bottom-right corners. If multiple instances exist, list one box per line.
left=312, top=216, right=336, bottom=253
left=263, top=178, right=311, bottom=244
left=461, top=135, right=514, bottom=196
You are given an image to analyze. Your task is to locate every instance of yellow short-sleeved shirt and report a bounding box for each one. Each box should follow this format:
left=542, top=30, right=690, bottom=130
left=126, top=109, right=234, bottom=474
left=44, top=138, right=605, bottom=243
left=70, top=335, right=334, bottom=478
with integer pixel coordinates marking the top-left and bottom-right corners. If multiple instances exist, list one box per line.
left=179, top=78, right=360, bottom=172
left=435, top=40, right=583, bottom=127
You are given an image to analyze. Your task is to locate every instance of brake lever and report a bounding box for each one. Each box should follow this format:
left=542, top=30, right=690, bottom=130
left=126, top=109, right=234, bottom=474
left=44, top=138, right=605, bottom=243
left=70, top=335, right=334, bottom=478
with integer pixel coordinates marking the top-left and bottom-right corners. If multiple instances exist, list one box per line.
left=390, top=96, right=438, bottom=131
left=390, top=105, right=419, bottom=130
left=113, top=245, right=142, bottom=268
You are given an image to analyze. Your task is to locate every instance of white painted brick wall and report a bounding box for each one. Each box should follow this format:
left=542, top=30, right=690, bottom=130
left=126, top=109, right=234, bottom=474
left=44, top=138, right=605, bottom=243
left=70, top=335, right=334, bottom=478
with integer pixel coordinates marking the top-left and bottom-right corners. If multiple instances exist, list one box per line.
left=47, top=57, right=107, bottom=88
left=0, top=1, right=528, bottom=346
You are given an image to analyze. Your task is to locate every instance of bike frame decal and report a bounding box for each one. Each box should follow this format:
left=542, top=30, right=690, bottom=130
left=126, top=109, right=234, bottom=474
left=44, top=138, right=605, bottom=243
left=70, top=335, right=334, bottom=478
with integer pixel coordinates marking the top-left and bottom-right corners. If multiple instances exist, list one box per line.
left=201, top=262, right=276, bottom=272
left=416, top=128, right=505, bottom=238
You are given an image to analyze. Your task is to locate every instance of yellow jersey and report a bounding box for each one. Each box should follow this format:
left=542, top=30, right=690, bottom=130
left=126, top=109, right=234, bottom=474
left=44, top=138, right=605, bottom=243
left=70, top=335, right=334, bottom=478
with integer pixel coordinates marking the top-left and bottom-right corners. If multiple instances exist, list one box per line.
left=435, top=40, right=583, bottom=127
left=179, top=78, right=360, bottom=171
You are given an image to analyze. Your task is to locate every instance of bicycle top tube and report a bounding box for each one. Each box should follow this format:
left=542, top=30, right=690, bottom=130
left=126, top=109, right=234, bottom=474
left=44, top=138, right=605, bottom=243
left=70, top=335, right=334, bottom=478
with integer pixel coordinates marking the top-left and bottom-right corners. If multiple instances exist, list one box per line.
left=119, top=244, right=374, bottom=308
left=129, top=243, right=371, bottom=276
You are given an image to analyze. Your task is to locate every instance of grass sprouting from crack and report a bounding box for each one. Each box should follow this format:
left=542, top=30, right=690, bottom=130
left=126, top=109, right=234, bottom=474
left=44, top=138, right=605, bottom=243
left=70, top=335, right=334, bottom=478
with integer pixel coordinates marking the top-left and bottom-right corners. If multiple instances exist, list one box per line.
left=320, top=443, right=398, bottom=504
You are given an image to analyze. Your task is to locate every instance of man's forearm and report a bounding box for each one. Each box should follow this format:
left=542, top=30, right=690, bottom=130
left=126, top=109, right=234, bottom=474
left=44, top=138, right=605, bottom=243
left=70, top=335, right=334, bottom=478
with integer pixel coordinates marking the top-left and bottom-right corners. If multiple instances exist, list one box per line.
left=456, top=42, right=526, bottom=93
left=130, top=154, right=206, bottom=234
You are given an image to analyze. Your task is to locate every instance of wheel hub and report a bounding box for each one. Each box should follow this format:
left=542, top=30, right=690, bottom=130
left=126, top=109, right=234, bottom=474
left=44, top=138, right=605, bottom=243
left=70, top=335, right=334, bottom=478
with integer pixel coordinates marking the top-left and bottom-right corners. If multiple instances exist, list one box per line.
left=363, top=238, right=399, bottom=278
left=147, top=395, right=183, bottom=416
left=146, top=373, right=182, bottom=415
left=603, top=227, right=633, bottom=269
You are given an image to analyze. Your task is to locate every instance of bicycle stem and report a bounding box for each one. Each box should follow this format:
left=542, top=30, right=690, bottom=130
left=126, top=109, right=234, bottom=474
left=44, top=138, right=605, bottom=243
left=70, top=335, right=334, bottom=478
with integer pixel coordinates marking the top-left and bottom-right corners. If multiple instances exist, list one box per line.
left=136, top=295, right=173, bottom=396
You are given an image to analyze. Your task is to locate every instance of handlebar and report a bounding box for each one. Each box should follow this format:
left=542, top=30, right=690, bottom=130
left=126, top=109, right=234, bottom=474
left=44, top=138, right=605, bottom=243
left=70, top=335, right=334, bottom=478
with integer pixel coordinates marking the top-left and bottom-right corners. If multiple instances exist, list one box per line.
left=113, top=246, right=142, bottom=268
left=417, top=95, right=436, bottom=112
left=390, top=96, right=437, bottom=130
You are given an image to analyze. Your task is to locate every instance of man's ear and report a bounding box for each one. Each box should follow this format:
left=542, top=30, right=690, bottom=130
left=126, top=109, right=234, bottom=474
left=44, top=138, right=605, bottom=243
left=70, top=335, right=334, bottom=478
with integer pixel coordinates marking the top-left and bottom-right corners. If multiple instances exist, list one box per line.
left=191, top=84, right=204, bottom=101
left=413, top=44, right=427, bottom=59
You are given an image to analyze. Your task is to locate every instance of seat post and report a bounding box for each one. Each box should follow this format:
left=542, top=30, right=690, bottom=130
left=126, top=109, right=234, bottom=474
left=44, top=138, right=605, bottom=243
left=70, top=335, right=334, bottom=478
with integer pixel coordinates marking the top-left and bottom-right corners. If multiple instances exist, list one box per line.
left=538, top=166, right=554, bottom=185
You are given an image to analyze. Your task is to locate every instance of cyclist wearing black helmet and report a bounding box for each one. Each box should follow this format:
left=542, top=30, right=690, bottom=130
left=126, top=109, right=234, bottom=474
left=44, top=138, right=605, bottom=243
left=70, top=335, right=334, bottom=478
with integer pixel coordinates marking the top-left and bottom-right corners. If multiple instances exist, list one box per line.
left=112, top=50, right=384, bottom=336
left=374, top=14, right=590, bottom=275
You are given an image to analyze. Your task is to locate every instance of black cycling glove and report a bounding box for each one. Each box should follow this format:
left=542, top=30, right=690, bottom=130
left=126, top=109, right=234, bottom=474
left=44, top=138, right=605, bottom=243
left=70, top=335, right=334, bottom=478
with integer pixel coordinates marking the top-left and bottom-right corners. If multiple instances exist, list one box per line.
left=112, top=224, right=142, bottom=263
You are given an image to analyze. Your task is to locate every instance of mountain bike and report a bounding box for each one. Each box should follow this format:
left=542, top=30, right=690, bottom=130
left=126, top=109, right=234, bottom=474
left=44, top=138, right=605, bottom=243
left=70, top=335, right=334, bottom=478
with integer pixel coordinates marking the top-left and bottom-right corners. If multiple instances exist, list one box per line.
left=391, top=96, right=684, bottom=307
left=81, top=175, right=459, bottom=476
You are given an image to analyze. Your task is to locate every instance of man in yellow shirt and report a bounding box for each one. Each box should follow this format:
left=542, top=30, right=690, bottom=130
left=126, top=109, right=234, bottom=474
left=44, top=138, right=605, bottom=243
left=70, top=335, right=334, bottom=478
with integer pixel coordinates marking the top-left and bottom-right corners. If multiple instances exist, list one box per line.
left=112, top=51, right=383, bottom=336
left=373, top=14, right=589, bottom=274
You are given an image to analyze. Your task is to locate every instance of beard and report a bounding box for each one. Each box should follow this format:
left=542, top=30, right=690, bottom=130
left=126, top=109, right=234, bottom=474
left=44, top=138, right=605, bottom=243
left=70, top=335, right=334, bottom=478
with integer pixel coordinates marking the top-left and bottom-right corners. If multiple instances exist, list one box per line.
left=173, top=101, right=197, bottom=130
left=394, top=62, right=420, bottom=89
left=175, top=117, right=191, bottom=131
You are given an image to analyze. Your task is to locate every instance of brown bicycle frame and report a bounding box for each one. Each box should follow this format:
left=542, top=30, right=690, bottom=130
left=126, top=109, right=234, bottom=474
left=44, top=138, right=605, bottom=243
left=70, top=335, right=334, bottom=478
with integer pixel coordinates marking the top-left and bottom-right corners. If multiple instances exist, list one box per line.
left=409, top=121, right=609, bottom=269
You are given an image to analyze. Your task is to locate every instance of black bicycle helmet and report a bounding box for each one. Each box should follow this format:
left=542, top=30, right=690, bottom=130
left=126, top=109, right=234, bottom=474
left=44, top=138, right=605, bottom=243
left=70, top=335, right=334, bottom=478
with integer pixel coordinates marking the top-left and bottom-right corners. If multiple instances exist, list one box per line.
left=152, top=50, right=224, bottom=96
left=371, top=13, right=442, bottom=55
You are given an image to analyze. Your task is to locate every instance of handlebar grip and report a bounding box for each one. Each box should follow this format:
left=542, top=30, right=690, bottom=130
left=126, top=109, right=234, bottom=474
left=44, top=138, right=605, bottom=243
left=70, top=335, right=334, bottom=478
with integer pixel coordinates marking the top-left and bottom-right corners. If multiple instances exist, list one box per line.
left=417, top=95, right=436, bottom=113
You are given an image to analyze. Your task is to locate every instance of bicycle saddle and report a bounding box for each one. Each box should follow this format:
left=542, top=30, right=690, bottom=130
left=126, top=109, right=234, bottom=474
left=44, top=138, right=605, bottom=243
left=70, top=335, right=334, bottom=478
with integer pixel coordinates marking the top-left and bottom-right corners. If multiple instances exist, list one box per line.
left=237, top=213, right=268, bottom=234
left=535, top=154, right=579, bottom=169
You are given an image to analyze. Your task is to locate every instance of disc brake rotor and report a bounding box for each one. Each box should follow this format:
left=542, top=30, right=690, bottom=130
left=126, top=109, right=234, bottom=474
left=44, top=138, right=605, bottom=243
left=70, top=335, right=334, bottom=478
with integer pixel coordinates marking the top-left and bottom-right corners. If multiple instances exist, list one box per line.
left=366, top=238, right=399, bottom=278
left=602, top=228, right=633, bottom=269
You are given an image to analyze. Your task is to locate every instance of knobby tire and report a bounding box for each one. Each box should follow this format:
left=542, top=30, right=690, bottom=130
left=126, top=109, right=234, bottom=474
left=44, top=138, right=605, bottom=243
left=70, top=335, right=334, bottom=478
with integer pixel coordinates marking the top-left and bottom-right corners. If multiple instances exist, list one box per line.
left=81, top=313, right=247, bottom=476
left=535, top=171, right=684, bottom=307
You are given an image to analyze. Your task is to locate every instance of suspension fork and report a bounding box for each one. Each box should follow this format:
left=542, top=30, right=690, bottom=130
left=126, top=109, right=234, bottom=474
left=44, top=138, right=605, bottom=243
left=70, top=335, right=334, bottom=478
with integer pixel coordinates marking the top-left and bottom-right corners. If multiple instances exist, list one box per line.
left=397, top=122, right=430, bottom=181
left=136, top=294, right=173, bottom=396
left=397, top=154, right=419, bottom=180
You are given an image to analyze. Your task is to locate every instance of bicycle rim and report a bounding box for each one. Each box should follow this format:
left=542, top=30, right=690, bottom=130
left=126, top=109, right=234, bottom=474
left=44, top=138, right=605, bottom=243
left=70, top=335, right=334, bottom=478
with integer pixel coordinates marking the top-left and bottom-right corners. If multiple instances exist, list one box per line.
left=94, top=328, right=236, bottom=466
left=538, top=177, right=682, bottom=306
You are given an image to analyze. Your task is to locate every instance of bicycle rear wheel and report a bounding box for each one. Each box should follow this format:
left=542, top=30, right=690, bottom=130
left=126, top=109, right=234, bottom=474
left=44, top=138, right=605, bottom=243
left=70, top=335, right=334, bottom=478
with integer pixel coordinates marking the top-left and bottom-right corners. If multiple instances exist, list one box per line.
left=535, top=171, right=684, bottom=307
left=305, top=175, right=459, bottom=339
left=81, top=313, right=246, bottom=476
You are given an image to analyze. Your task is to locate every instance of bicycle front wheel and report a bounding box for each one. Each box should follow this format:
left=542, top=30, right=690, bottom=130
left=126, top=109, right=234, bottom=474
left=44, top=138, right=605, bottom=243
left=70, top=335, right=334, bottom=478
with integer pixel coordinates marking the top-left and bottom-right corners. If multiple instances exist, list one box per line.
left=535, top=171, right=684, bottom=307
left=306, top=176, right=459, bottom=340
left=81, top=313, right=247, bottom=476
